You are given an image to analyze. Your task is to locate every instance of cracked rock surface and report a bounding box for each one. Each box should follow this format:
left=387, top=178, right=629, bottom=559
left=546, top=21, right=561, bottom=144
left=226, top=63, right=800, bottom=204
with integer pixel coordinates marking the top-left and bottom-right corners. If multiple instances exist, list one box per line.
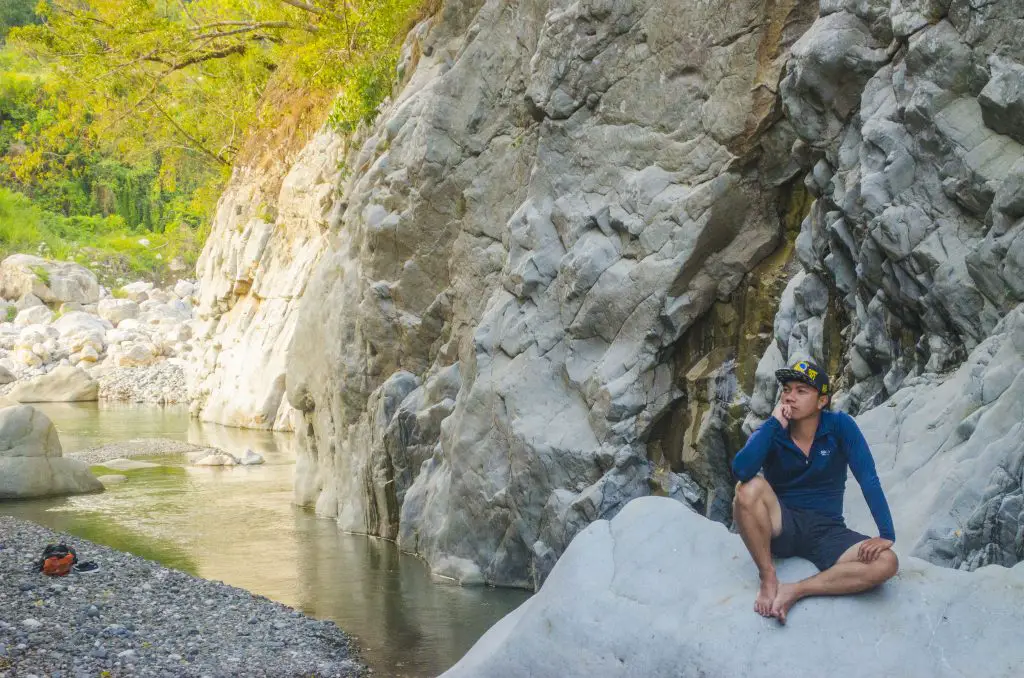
left=285, top=0, right=817, bottom=588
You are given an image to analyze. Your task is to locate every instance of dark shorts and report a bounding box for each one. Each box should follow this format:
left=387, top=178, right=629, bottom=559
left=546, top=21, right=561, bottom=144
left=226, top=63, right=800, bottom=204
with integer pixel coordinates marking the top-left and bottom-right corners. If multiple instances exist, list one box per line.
left=770, top=503, right=869, bottom=571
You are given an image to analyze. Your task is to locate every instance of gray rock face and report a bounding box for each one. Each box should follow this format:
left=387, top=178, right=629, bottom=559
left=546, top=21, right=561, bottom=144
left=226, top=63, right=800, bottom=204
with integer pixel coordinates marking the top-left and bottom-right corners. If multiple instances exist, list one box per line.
left=188, top=0, right=1024, bottom=592
left=770, top=1, right=1024, bottom=413
left=188, top=129, right=345, bottom=432
left=750, top=0, right=1024, bottom=576
left=286, top=0, right=818, bottom=587
left=442, top=497, right=1024, bottom=678
left=0, top=254, right=100, bottom=305
left=0, top=404, right=102, bottom=499
left=843, top=304, right=1024, bottom=571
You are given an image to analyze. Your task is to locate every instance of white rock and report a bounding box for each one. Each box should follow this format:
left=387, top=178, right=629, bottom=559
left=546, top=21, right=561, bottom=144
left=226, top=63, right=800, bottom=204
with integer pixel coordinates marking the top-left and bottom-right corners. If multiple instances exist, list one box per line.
left=189, top=451, right=239, bottom=466
left=119, top=281, right=153, bottom=303
left=0, top=254, right=99, bottom=304
left=15, top=293, right=42, bottom=310
left=173, top=280, right=195, bottom=298
left=6, top=366, right=99, bottom=402
left=239, top=449, right=265, bottom=465
left=0, top=404, right=103, bottom=499
left=53, top=311, right=107, bottom=336
left=112, top=343, right=159, bottom=367
left=442, top=497, right=1024, bottom=678
left=14, top=305, right=53, bottom=327
left=97, top=298, right=140, bottom=326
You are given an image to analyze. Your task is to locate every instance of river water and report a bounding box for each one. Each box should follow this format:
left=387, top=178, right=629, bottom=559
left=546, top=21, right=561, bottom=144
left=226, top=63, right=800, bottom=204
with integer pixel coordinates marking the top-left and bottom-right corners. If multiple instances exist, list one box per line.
left=0, top=402, right=529, bottom=677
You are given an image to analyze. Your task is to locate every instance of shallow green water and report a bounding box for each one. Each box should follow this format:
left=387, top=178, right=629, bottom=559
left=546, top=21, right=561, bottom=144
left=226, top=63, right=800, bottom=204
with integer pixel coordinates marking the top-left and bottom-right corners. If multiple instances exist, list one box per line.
left=0, top=402, right=529, bottom=677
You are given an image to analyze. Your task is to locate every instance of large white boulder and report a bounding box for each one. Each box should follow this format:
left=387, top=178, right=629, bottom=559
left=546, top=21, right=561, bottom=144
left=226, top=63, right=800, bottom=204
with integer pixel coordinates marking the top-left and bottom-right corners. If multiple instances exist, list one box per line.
left=6, top=366, right=99, bottom=402
left=97, top=298, right=140, bottom=326
left=53, top=311, right=109, bottom=337
left=443, top=497, right=1024, bottom=678
left=0, top=404, right=103, bottom=499
left=0, top=254, right=100, bottom=305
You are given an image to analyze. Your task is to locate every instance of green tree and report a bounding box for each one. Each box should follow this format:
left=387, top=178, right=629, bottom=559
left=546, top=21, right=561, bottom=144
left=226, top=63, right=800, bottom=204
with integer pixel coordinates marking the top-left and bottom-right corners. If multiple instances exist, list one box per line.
left=0, top=0, right=40, bottom=42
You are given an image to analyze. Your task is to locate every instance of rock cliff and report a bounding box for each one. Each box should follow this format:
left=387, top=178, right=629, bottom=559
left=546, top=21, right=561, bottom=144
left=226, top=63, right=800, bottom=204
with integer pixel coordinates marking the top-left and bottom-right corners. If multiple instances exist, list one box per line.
left=192, top=0, right=1024, bottom=589
left=285, top=0, right=818, bottom=588
left=189, top=117, right=345, bottom=431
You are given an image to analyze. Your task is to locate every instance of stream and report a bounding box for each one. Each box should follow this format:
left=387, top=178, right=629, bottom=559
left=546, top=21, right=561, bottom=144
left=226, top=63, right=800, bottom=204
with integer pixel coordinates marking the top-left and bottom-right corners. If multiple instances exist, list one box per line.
left=0, top=401, right=529, bottom=677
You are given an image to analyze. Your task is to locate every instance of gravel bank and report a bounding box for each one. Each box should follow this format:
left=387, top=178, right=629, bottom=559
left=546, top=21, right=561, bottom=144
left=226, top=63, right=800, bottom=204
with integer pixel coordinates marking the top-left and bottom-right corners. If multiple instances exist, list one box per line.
left=66, top=439, right=216, bottom=466
left=94, top=363, right=187, bottom=404
left=0, top=517, right=366, bottom=678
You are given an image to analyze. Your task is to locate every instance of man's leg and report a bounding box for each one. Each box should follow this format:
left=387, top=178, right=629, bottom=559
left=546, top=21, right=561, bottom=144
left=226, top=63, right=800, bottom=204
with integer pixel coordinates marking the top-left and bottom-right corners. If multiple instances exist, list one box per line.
left=732, top=477, right=784, bottom=617
left=770, top=542, right=899, bottom=624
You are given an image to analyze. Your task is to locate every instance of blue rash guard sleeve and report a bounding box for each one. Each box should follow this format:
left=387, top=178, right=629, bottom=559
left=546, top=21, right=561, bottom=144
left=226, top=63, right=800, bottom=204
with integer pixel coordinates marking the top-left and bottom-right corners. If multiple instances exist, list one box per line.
left=840, top=413, right=896, bottom=542
left=731, top=416, right=782, bottom=482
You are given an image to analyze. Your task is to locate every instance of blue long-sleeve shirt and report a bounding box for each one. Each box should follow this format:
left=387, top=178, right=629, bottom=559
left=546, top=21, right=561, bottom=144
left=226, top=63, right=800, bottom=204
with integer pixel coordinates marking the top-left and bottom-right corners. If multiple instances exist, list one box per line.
left=731, top=410, right=895, bottom=541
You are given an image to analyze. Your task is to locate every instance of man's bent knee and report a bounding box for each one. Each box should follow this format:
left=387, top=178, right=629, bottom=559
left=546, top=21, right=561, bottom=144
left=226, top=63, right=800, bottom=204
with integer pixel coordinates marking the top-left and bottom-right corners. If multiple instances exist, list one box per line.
left=733, top=477, right=769, bottom=508
left=877, top=550, right=899, bottom=581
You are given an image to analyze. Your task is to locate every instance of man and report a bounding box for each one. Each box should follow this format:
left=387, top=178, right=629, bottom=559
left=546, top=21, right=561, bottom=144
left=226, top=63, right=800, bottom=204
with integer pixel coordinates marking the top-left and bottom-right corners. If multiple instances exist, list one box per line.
left=731, top=359, right=897, bottom=624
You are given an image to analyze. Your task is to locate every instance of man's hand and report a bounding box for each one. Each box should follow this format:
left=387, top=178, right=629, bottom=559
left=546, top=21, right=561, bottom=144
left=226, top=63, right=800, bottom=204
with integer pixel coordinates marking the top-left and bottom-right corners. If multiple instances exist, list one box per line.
left=857, top=537, right=894, bottom=563
left=771, top=402, right=792, bottom=429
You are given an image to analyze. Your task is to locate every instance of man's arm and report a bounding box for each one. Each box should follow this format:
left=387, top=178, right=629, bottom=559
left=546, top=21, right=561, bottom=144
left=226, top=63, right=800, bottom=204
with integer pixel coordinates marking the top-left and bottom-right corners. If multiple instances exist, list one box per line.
left=841, top=412, right=896, bottom=542
left=731, top=416, right=782, bottom=481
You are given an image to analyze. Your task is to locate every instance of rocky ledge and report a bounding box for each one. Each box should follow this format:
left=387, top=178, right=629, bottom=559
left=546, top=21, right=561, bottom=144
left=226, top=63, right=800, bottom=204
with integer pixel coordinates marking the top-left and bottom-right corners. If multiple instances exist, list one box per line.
left=443, top=497, right=1024, bottom=678
left=0, top=517, right=365, bottom=678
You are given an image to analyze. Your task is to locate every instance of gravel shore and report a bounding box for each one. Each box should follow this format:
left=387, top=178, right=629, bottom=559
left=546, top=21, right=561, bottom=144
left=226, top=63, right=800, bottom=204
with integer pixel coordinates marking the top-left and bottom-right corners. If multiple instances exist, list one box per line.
left=0, top=517, right=366, bottom=678
left=94, top=363, right=188, bottom=404
left=66, top=438, right=215, bottom=466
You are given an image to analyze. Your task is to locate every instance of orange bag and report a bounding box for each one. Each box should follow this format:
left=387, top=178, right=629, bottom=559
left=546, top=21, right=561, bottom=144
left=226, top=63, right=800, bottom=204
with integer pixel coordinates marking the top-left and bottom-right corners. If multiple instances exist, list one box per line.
left=41, top=557, right=75, bottom=577
left=42, top=553, right=76, bottom=576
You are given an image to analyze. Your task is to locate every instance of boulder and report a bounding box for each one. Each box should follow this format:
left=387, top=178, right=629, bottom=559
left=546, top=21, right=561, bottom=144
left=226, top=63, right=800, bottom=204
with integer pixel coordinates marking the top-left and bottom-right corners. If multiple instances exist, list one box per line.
left=0, top=365, right=14, bottom=385
left=0, top=254, right=100, bottom=305
left=189, top=451, right=239, bottom=466
left=173, top=280, right=195, bottom=299
left=14, top=305, right=54, bottom=327
left=53, top=311, right=108, bottom=337
left=239, top=449, right=265, bottom=465
left=0, top=404, right=103, bottom=499
left=97, top=298, right=140, bottom=326
left=14, top=293, right=42, bottom=310
left=442, top=497, right=1024, bottom=678
left=6, top=366, right=99, bottom=402
left=110, top=342, right=159, bottom=367
left=118, top=281, right=153, bottom=302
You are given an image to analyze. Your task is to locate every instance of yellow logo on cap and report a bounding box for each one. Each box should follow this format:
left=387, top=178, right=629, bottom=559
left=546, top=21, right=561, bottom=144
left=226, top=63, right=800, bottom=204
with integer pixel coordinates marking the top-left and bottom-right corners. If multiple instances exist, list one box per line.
left=807, top=369, right=818, bottom=380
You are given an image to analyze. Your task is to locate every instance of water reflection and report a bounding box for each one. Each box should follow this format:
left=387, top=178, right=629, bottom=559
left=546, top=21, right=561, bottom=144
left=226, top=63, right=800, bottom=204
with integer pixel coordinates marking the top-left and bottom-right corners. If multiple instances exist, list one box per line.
left=0, top=401, right=529, bottom=677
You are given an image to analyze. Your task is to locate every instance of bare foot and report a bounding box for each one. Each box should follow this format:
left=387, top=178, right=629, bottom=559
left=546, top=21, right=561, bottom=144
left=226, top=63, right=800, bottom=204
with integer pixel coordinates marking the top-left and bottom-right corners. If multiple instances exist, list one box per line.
left=754, top=571, right=778, bottom=617
left=770, top=583, right=800, bottom=624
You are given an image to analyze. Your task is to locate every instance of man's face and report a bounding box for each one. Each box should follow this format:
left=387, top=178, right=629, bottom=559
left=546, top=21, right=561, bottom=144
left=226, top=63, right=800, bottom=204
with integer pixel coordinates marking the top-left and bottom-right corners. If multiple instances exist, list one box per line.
left=780, top=380, right=827, bottom=420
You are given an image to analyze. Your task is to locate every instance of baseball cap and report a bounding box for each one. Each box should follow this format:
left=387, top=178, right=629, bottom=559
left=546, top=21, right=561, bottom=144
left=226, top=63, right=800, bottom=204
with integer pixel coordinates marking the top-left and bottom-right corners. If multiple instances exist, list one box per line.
left=775, top=359, right=830, bottom=395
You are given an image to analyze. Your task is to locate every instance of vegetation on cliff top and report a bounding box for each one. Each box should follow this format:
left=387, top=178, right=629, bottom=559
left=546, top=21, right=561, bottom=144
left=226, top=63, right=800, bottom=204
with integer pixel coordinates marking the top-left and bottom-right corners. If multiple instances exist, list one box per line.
left=0, top=0, right=425, bottom=284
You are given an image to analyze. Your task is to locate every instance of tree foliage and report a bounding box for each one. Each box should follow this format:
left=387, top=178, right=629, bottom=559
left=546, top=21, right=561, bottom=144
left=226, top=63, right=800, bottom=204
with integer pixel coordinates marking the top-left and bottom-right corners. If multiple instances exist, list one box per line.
left=0, top=0, right=426, bottom=281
